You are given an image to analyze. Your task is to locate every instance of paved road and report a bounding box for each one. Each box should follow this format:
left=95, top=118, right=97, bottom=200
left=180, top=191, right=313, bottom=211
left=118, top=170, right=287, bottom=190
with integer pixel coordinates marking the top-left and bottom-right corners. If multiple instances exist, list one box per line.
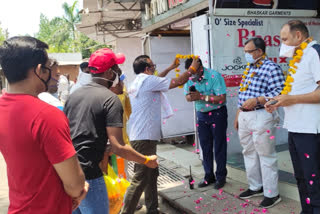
left=0, top=153, right=9, bottom=214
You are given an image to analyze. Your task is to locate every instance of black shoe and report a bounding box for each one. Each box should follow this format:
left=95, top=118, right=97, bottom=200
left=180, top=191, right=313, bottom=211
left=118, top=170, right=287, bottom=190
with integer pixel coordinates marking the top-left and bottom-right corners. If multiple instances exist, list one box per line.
left=259, top=195, right=281, bottom=208
left=198, top=178, right=216, bottom=188
left=214, top=180, right=226, bottom=190
left=239, top=188, right=263, bottom=199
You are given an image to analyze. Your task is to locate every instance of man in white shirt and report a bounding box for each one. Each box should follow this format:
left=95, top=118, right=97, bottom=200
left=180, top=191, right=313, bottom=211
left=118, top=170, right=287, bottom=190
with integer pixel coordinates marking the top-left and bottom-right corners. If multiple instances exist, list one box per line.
left=121, top=55, right=200, bottom=214
left=266, top=20, right=320, bottom=214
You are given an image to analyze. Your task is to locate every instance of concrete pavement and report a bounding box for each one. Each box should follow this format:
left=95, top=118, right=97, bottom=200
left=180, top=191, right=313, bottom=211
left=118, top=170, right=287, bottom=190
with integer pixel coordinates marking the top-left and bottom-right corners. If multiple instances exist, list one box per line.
left=156, top=143, right=301, bottom=214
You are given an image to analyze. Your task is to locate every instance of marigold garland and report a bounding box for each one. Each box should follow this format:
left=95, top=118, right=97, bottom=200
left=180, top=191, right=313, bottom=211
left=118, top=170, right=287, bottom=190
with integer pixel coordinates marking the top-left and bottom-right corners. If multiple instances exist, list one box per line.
left=281, top=37, right=313, bottom=95
left=174, top=54, right=199, bottom=89
left=239, top=54, right=266, bottom=92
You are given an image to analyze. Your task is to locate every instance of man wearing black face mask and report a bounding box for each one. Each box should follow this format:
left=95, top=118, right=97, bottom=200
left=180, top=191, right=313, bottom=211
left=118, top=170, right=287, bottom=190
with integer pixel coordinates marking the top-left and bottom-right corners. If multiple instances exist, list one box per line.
left=38, top=59, right=63, bottom=109
left=64, top=48, right=158, bottom=214
left=0, top=37, right=88, bottom=213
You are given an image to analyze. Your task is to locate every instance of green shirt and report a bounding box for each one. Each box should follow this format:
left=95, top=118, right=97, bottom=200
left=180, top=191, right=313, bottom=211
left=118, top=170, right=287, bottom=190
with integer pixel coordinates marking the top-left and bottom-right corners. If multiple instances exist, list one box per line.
left=184, top=67, right=227, bottom=112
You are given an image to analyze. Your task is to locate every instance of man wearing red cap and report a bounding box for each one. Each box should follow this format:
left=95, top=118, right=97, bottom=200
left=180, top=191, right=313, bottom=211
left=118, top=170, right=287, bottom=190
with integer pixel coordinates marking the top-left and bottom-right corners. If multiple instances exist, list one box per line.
left=121, top=55, right=201, bottom=214
left=64, top=48, right=159, bottom=214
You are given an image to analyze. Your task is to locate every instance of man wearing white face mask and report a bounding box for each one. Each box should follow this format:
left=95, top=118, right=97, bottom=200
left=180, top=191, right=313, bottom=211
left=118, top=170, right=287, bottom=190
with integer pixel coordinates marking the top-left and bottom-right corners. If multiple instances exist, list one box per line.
left=70, top=62, right=92, bottom=94
left=265, top=20, right=320, bottom=214
left=234, top=37, right=285, bottom=208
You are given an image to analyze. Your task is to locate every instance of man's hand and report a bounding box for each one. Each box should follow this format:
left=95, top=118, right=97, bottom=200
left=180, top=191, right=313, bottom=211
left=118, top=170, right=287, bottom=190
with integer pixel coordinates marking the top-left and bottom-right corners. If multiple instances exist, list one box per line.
left=72, top=181, right=89, bottom=211
left=190, top=58, right=201, bottom=73
left=145, top=155, right=158, bottom=168
left=273, top=94, right=296, bottom=107
left=264, top=100, right=278, bottom=113
left=189, top=91, right=201, bottom=101
left=168, top=58, right=180, bottom=70
left=186, top=94, right=192, bottom=102
left=241, top=98, right=257, bottom=110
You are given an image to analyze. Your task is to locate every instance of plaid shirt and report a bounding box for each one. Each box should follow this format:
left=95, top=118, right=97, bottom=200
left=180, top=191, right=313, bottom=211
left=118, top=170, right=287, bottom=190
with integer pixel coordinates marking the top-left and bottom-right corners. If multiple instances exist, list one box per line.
left=238, top=57, right=285, bottom=108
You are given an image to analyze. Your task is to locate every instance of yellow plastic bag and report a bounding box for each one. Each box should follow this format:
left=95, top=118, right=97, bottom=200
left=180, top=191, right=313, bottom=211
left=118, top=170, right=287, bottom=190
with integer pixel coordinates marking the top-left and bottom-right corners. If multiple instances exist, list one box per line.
left=104, top=164, right=130, bottom=214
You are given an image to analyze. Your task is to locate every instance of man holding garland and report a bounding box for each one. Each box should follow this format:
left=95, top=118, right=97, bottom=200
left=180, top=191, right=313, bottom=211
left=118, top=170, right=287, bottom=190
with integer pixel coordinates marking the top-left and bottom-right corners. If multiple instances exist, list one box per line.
left=266, top=20, right=320, bottom=214
left=234, top=37, right=285, bottom=208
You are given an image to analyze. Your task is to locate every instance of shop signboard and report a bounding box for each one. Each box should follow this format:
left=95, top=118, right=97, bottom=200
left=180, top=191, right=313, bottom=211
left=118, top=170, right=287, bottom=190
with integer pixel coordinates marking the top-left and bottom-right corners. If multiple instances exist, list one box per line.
left=210, top=16, right=320, bottom=87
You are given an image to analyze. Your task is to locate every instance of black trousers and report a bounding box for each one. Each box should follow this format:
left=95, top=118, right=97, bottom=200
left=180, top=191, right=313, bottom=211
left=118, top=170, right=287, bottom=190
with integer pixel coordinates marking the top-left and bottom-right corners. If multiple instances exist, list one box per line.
left=288, top=132, right=320, bottom=214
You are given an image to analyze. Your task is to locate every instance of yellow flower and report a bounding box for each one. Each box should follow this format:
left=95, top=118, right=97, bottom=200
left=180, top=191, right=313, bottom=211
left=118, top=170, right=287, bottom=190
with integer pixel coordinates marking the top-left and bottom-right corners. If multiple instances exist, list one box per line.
left=191, top=54, right=194, bottom=58
left=240, top=83, right=243, bottom=87
left=294, top=55, right=301, bottom=61
left=195, top=56, right=199, bottom=59
left=296, top=49, right=303, bottom=56
left=246, top=67, right=250, bottom=71
left=290, top=64, right=298, bottom=69
left=242, top=75, right=246, bottom=79
left=300, top=42, right=308, bottom=49
left=247, top=63, right=250, bottom=66
left=288, top=68, right=296, bottom=74
left=248, top=81, right=251, bottom=84
left=287, top=76, right=294, bottom=83
left=176, top=54, right=180, bottom=58
left=250, top=74, right=255, bottom=78
left=281, top=90, right=288, bottom=95
left=284, top=86, right=292, bottom=92
left=175, top=73, right=180, bottom=77
left=243, top=71, right=248, bottom=75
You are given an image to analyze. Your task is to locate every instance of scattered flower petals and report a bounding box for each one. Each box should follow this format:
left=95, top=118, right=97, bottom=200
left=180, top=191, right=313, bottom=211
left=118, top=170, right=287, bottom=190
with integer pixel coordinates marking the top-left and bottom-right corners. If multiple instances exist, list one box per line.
left=310, top=180, right=314, bottom=185
left=304, top=153, right=310, bottom=158
left=306, top=197, right=311, bottom=204
left=269, top=136, right=275, bottom=140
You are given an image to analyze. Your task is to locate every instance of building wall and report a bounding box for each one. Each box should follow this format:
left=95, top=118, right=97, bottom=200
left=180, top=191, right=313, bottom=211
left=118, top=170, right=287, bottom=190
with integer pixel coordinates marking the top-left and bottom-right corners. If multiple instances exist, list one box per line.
left=115, top=38, right=143, bottom=88
left=58, top=65, right=80, bottom=82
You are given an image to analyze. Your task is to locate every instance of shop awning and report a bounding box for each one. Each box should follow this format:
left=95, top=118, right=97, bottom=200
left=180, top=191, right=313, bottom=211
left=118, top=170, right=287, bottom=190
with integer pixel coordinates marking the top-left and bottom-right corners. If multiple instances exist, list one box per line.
left=77, top=0, right=144, bottom=45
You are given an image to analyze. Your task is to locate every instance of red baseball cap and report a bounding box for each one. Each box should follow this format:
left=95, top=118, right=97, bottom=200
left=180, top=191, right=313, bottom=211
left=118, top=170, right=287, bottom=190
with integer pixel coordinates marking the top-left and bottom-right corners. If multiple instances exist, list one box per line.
left=88, top=48, right=125, bottom=74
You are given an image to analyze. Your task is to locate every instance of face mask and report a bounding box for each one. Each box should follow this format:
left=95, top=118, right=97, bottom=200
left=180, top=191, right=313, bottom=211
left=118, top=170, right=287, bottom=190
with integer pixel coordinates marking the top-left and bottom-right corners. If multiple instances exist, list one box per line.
left=279, top=43, right=296, bottom=58
left=78, top=70, right=92, bottom=86
left=245, top=53, right=256, bottom=64
left=34, top=68, right=51, bottom=91
left=92, top=72, right=119, bottom=88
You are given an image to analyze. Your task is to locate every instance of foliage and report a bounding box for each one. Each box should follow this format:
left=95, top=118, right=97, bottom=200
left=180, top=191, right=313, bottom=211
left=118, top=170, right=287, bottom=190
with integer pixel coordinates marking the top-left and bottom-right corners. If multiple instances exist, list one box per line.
left=0, top=22, right=8, bottom=45
left=35, top=1, right=108, bottom=59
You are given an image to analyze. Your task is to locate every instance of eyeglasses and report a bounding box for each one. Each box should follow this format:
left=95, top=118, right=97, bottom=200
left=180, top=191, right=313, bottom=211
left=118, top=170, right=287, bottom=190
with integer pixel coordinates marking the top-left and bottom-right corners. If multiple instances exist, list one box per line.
left=42, top=65, right=52, bottom=73
left=244, top=49, right=258, bottom=54
left=148, top=64, right=156, bottom=69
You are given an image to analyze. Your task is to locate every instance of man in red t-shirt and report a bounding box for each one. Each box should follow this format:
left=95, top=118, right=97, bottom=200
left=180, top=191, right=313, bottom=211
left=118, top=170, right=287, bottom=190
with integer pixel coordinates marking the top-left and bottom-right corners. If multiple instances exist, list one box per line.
left=0, top=36, right=89, bottom=214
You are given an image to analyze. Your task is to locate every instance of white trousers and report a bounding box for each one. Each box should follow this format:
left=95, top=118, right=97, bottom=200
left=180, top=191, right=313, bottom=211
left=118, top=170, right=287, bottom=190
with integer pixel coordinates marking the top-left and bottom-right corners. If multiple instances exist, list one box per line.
left=238, top=110, right=279, bottom=198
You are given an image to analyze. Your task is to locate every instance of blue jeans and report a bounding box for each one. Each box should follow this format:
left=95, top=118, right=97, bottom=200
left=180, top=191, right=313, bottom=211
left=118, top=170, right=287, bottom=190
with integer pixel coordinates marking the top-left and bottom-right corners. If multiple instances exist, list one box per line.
left=197, top=106, right=228, bottom=182
left=73, top=176, right=109, bottom=214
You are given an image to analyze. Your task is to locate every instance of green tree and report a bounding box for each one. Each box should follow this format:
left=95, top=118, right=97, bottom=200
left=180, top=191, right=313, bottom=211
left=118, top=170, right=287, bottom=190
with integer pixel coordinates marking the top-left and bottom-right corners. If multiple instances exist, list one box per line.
left=0, top=22, right=8, bottom=45
left=62, top=1, right=81, bottom=52
left=36, top=1, right=109, bottom=58
left=36, top=14, right=72, bottom=53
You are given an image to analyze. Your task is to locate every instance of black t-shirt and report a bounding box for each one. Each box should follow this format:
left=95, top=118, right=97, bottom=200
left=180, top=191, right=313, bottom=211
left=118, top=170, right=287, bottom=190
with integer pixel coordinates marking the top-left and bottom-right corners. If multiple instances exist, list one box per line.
left=64, top=82, right=123, bottom=180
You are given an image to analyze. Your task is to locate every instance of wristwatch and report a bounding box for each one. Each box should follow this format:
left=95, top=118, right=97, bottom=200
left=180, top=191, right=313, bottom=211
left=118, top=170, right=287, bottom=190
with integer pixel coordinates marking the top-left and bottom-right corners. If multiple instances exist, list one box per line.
left=205, top=95, right=209, bottom=102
